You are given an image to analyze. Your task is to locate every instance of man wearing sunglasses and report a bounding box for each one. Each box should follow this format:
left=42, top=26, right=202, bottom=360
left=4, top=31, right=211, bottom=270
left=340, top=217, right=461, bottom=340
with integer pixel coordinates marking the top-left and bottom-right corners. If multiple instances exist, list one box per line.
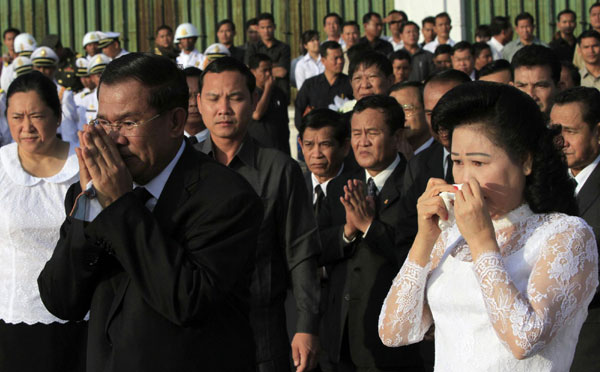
left=38, top=53, right=263, bottom=372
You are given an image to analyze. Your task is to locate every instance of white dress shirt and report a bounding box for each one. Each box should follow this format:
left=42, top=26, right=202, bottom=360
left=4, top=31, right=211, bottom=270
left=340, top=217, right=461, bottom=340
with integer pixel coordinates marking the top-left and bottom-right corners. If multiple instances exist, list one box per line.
left=365, top=154, right=401, bottom=193
left=443, top=147, right=451, bottom=179
left=423, top=37, right=456, bottom=53
left=571, top=153, right=600, bottom=195
left=385, top=36, right=404, bottom=51
left=323, top=37, right=346, bottom=50
left=488, top=37, right=504, bottom=60
left=414, top=137, right=434, bottom=155
left=184, top=128, right=209, bottom=144
left=295, top=53, right=324, bottom=90
left=311, top=164, right=344, bottom=203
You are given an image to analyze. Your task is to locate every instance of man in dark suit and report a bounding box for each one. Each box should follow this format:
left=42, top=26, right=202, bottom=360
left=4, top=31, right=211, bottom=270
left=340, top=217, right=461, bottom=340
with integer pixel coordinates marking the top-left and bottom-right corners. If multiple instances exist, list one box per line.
left=195, top=57, right=321, bottom=372
left=318, top=95, right=424, bottom=371
left=38, top=53, right=263, bottom=372
left=404, top=69, right=471, bottom=200
left=550, top=86, right=600, bottom=371
left=298, top=108, right=350, bottom=213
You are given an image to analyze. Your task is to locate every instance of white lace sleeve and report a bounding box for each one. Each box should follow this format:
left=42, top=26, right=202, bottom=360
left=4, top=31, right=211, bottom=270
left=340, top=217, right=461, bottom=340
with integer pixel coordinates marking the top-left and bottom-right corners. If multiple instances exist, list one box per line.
left=378, top=231, right=447, bottom=347
left=472, top=217, right=599, bottom=359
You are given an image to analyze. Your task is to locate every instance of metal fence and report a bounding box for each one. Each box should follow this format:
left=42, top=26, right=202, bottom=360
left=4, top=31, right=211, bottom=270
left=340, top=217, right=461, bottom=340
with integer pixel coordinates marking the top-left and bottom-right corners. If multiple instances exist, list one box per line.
left=464, top=0, right=598, bottom=43
left=0, top=0, right=395, bottom=59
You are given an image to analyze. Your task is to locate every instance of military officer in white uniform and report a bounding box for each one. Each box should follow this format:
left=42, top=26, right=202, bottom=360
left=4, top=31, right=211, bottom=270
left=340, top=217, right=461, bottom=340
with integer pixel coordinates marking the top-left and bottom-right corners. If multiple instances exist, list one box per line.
left=83, top=31, right=101, bottom=61
left=98, top=31, right=129, bottom=59
left=79, top=53, right=110, bottom=126
left=30, top=46, right=81, bottom=144
left=0, top=33, right=36, bottom=92
left=73, top=58, right=94, bottom=108
left=175, top=23, right=203, bottom=68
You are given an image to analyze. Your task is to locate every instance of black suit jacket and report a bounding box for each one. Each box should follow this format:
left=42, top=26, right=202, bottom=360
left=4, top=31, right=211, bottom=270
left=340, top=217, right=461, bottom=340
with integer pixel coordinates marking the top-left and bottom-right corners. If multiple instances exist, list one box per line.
left=404, top=140, right=445, bottom=194
left=577, top=163, right=600, bottom=307
left=38, top=144, right=263, bottom=372
left=577, top=164, right=600, bottom=248
left=568, top=163, right=600, bottom=370
left=317, top=156, right=424, bottom=369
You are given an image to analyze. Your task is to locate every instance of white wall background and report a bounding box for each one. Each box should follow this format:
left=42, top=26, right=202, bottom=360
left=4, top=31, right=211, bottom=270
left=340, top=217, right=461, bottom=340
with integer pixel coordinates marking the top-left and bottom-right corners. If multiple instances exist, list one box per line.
left=394, top=0, right=466, bottom=43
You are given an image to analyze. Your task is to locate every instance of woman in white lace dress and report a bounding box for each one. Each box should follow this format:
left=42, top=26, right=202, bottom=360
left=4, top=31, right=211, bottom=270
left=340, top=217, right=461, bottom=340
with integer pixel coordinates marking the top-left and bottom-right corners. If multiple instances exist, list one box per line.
left=0, top=72, right=86, bottom=371
left=378, top=82, right=598, bottom=371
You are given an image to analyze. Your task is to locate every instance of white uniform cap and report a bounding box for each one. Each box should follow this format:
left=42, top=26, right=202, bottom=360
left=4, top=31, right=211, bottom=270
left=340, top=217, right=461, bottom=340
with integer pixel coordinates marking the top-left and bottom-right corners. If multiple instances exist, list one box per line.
left=31, top=46, right=59, bottom=66
left=174, top=23, right=199, bottom=41
left=75, top=58, right=89, bottom=77
left=13, top=56, right=33, bottom=76
left=83, top=31, right=101, bottom=47
left=98, top=31, right=121, bottom=48
left=13, top=33, right=37, bottom=55
left=88, top=53, right=112, bottom=75
left=203, top=43, right=231, bottom=59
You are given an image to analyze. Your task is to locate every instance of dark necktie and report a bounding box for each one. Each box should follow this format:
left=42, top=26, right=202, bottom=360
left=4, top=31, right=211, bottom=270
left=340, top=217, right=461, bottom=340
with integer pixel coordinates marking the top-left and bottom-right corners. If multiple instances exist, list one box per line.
left=314, top=184, right=325, bottom=215
left=367, top=177, right=378, bottom=198
left=133, top=187, right=153, bottom=205
left=187, top=135, right=199, bottom=145
left=445, top=154, right=454, bottom=184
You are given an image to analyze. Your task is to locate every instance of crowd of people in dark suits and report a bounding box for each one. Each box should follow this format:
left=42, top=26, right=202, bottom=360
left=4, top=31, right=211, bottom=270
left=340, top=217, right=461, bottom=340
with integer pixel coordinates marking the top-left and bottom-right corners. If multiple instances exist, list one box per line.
left=0, top=3, right=599, bottom=372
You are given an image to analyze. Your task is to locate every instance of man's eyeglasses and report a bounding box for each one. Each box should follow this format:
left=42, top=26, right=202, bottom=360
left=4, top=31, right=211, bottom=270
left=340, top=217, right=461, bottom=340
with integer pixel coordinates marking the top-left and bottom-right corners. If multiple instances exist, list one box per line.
left=402, top=104, right=422, bottom=118
left=90, top=113, right=162, bottom=137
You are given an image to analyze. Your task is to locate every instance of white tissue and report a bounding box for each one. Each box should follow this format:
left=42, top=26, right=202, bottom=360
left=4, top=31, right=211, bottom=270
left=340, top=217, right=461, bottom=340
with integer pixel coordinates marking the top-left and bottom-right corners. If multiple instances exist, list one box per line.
left=438, top=184, right=463, bottom=230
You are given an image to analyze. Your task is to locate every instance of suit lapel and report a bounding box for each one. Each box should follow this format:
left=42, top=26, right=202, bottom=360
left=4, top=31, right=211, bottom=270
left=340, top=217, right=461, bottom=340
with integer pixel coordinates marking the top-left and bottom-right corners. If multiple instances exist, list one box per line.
left=105, top=144, right=201, bottom=331
left=152, top=145, right=200, bottom=234
left=427, top=141, right=444, bottom=180
left=577, top=164, right=600, bottom=215
left=378, top=155, right=406, bottom=211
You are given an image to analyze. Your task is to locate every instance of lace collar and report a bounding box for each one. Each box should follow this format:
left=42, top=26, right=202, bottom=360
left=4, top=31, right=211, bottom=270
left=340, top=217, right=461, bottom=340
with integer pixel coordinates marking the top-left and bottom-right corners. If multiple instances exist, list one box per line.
left=0, top=142, right=79, bottom=186
left=491, top=204, right=533, bottom=231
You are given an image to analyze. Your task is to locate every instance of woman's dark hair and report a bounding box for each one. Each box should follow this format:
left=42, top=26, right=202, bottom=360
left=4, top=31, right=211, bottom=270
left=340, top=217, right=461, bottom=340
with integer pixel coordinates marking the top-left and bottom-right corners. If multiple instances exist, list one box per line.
left=301, top=30, right=319, bottom=55
left=99, top=53, right=188, bottom=113
left=6, top=71, right=61, bottom=119
left=432, top=81, right=577, bottom=215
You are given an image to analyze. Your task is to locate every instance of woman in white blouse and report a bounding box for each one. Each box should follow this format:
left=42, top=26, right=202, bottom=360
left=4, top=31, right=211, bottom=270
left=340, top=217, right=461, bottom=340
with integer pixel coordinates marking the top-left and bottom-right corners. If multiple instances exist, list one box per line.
left=378, top=82, right=598, bottom=371
left=294, top=30, right=324, bottom=90
left=0, top=71, right=85, bottom=371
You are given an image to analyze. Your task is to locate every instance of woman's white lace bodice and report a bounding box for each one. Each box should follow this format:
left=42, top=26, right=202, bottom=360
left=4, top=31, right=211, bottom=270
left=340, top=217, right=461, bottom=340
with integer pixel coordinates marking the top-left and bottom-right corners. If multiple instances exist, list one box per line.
left=0, top=142, right=79, bottom=324
left=378, top=204, right=598, bottom=371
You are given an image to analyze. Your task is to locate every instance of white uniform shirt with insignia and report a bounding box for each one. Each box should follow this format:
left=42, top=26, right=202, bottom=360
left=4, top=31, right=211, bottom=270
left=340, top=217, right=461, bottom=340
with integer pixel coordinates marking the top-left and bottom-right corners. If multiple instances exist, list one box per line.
left=176, top=49, right=203, bottom=69
left=55, top=82, right=81, bottom=145
left=0, top=63, right=15, bottom=92
left=80, top=88, right=99, bottom=126
left=74, top=87, right=91, bottom=108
